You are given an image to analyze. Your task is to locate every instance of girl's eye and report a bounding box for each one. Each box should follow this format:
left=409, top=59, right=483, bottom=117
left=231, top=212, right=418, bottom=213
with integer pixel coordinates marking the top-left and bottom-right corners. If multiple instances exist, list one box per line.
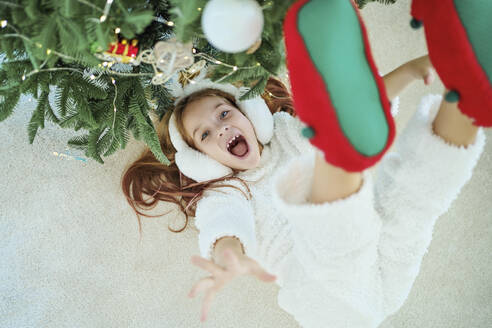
left=220, top=110, right=229, bottom=118
left=201, top=131, right=209, bottom=141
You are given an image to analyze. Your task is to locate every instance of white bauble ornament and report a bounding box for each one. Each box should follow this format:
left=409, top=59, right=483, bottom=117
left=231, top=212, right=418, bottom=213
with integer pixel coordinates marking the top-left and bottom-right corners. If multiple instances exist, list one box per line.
left=201, top=0, right=264, bottom=53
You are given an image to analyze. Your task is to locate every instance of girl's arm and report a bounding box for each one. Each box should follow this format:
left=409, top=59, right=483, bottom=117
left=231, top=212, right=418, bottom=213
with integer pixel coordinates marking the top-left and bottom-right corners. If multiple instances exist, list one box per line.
left=383, top=55, right=434, bottom=100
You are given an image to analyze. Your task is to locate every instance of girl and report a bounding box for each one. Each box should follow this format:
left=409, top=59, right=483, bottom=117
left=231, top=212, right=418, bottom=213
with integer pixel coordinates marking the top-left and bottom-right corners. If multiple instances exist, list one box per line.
left=121, top=3, right=488, bottom=326
left=122, top=57, right=485, bottom=327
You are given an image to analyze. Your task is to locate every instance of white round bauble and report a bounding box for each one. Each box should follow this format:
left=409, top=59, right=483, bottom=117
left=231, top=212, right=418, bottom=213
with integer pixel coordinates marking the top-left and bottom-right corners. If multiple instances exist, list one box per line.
left=201, top=0, right=264, bottom=53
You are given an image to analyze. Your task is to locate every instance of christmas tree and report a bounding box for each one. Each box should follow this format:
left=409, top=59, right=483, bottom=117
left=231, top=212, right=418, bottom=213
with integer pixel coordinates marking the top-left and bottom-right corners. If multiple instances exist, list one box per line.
left=0, top=0, right=397, bottom=165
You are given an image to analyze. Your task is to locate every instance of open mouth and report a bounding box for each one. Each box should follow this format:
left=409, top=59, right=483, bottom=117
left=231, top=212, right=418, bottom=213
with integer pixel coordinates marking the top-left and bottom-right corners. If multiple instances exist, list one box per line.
left=226, top=134, right=249, bottom=157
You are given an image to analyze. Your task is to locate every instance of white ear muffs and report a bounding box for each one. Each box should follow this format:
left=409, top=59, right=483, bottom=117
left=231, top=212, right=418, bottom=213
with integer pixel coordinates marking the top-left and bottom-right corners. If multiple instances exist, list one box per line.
left=167, top=81, right=274, bottom=182
left=238, top=96, right=273, bottom=145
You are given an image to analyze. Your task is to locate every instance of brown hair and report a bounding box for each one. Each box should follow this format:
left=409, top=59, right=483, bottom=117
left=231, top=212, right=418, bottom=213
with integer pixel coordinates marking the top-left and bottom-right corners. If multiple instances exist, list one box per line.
left=121, top=76, right=295, bottom=236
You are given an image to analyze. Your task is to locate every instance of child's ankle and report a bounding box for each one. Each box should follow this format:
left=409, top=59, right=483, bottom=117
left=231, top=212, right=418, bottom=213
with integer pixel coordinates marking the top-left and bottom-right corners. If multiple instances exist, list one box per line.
left=432, top=96, right=479, bottom=147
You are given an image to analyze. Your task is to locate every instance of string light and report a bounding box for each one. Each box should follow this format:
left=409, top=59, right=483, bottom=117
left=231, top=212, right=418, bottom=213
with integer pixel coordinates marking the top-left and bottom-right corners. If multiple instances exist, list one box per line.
left=233, top=66, right=238, bottom=71
left=197, top=7, right=202, bottom=11
left=192, top=48, right=197, bottom=54
left=1, top=20, right=7, bottom=28
left=21, top=75, right=26, bottom=80
left=115, top=27, right=121, bottom=34
left=46, top=49, right=51, bottom=55
left=167, top=21, right=175, bottom=27
left=99, top=0, right=114, bottom=22
left=90, top=74, right=96, bottom=80
left=111, top=76, right=118, bottom=139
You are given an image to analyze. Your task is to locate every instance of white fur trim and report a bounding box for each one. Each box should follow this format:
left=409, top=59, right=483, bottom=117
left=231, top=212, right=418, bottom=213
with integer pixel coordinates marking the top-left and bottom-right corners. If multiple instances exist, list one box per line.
left=390, top=96, right=400, bottom=117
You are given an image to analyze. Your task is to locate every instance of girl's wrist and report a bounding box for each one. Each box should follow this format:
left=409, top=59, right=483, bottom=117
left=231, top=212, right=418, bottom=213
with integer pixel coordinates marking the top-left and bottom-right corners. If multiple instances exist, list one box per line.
left=212, top=236, right=245, bottom=266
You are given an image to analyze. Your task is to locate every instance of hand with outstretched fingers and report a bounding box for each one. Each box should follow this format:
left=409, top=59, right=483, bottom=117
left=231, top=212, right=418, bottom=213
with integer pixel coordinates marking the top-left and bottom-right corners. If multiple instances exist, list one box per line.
left=188, top=249, right=277, bottom=322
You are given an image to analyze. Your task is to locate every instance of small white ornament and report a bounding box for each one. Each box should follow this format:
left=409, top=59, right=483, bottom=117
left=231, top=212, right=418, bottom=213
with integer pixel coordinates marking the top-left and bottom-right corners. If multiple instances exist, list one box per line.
left=201, top=0, right=264, bottom=53
left=132, top=38, right=195, bottom=85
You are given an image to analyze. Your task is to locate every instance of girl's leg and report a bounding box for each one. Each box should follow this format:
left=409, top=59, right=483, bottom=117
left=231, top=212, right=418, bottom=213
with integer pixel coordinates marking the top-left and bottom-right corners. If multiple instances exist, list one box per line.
left=308, top=153, right=363, bottom=204
left=432, top=91, right=479, bottom=147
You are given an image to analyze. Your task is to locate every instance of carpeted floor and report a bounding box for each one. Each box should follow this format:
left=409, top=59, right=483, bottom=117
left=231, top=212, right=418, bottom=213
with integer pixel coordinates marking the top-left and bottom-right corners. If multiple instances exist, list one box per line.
left=1, top=0, right=491, bottom=327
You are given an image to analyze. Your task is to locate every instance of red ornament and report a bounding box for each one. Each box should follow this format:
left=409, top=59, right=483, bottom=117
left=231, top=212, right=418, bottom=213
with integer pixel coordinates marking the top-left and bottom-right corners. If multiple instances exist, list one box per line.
left=104, top=39, right=140, bottom=63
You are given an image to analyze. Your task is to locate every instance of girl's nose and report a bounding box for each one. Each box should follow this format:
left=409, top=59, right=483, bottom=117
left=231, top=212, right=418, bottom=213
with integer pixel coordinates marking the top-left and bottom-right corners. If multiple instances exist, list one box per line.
left=219, top=126, right=229, bottom=137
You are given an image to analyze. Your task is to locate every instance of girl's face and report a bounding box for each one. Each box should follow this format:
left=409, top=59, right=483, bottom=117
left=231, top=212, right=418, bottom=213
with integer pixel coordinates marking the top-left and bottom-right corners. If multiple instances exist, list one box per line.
left=182, top=95, right=261, bottom=171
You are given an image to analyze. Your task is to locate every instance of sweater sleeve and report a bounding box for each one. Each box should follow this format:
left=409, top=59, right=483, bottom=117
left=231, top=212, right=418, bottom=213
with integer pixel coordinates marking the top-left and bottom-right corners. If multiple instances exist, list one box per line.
left=194, top=183, right=257, bottom=261
left=374, top=94, right=486, bottom=316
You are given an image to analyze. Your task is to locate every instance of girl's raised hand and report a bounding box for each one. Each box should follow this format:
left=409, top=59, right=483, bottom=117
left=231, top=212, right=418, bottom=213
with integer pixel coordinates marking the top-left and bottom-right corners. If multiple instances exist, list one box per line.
left=408, top=54, right=436, bottom=85
left=188, top=249, right=277, bottom=322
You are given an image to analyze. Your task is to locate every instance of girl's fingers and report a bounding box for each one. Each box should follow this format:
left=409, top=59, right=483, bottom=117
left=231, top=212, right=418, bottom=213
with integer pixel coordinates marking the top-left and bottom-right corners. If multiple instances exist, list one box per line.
left=188, top=276, right=215, bottom=298
left=191, top=256, right=224, bottom=276
left=201, top=288, right=218, bottom=322
left=424, top=69, right=435, bottom=85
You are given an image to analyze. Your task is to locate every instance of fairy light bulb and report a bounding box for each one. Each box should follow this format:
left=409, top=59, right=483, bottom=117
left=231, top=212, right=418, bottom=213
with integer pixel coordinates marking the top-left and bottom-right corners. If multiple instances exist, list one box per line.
left=111, top=78, right=116, bottom=84
left=46, top=49, right=52, bottom=55
left=0, top=20, right=7, bottom=28
left=115, top=27, right=121, bottom=34
left=100, top=15, right=107, bottom=22
left=192, top=48, right=197, bottom=54
left=233, top=66, right=238, bottom=71
left=21, top=75, right=26, bottom=80
left=167, top=21, right=174, bottom=26
left=90, top=74, right=96, bottom=80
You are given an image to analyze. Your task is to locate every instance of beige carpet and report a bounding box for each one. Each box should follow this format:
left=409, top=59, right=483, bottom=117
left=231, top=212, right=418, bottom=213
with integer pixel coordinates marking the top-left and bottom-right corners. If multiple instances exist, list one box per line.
left=1, top=0, right=491, bottom=327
